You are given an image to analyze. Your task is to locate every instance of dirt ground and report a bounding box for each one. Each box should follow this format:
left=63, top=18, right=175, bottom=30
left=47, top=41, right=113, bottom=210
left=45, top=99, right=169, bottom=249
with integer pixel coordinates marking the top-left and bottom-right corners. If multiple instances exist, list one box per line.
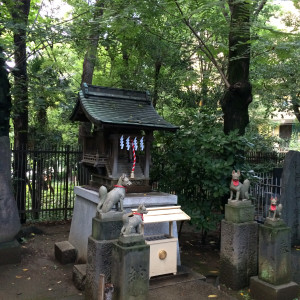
left=0, top=221, right=82, bottom=300
left=0, top=221, right=249, bottom=300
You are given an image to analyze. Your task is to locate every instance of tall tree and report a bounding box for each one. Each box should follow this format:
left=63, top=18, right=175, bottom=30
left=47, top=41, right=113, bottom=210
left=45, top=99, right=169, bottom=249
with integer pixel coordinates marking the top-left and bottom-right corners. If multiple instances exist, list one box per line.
left=173, top=0, right=260, bottom=135
left=4, top=0, right=31, bottom=146
left=220, top=0, right=252, bottom=135
left=80, top=0, right=103, bottom=86
left=4, top=0, right=31, bottom=223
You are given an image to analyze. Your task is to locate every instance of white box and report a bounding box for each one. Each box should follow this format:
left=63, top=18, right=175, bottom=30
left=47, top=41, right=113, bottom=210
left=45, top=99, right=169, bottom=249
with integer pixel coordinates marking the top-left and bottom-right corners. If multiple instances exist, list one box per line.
left=132, top=206, right=190, bottom=278
left=145, top=235, right=178, bottom=277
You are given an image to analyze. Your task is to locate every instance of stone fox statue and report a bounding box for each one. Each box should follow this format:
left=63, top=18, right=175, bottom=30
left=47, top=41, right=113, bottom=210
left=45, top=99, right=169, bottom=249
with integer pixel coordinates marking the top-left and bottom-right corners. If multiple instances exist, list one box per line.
left=121, top=203, right=148, bottom=235
left=97, top=174, right=132, bottom=213
left=229, top=170, right=250, bottom=201
left=268, top=196, right=282, bottom=220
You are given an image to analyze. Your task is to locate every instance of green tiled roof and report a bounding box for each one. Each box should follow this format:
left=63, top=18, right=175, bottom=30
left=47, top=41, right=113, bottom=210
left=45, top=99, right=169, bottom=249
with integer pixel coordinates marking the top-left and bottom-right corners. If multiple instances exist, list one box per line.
left=70, top=84, right=178, bottom=131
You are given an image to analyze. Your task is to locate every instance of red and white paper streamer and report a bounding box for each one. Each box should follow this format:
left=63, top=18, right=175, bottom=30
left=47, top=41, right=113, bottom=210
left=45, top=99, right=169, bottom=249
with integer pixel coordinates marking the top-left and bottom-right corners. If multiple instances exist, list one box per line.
left=130, top=139, right=136, bottom=178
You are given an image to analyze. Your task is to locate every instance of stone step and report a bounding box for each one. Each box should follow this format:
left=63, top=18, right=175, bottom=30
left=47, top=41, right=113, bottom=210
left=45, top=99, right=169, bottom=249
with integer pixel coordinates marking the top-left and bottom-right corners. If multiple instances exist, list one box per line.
left=73, top=264, right=86, bottom=291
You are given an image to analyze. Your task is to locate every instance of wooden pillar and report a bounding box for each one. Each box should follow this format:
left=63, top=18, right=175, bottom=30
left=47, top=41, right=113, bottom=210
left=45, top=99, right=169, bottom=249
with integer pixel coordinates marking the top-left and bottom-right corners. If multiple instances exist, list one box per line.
left=110, top=134, right=119, bottom=178
left=144, top=132, right=153, bottom=179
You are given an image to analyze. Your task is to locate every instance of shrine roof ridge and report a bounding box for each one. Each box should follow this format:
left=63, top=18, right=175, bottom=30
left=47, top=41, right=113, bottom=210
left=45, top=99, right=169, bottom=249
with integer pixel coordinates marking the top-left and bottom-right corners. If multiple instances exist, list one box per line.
left=82, top=83, right=151, bottom=103
left=70, top=83, right=178, bottom=132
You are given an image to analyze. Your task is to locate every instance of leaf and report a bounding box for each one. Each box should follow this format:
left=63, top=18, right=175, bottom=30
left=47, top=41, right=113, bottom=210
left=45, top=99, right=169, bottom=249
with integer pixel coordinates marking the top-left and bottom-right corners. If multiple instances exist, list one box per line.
left=208, top=295, right=218, bottom=298
left=16, top=276, right=22, bottom=279
left=22, top=269, right=29, bottom=272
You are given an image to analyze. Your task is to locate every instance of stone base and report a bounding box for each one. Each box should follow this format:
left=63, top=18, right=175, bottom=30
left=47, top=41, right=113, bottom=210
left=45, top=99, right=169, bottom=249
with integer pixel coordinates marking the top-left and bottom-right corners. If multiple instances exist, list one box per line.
left=220, top=220, right=258, bottom=290
left=73, top=264, right=86, bottom=291
left=0, top=239, right=21, bottom=265
left=85, top=237, right=116, bottom=300
left=225, top=200, right=254, bottom=223
left=92, top=214, right=123, bottom=240
left=118, top=234, right=145, bottom=246
left=54, top=241, right=77, bottom=264
left=111, top=236, right=150, bottom=300
left=250, top=276, right=299, bottom=300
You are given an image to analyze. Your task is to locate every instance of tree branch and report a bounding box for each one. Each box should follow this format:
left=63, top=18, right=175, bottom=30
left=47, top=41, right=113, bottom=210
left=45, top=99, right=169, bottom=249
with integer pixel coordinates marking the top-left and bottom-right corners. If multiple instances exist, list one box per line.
left=254, top=0, right=268, bottom=18
left=292, top=103, right=300, bottom=123
left=173, top=0, right=230, bottom=88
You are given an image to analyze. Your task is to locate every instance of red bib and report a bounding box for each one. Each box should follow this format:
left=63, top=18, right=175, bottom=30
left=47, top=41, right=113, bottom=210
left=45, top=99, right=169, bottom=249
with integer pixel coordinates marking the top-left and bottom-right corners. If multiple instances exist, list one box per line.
left=233, top=179, right=239, bottom=187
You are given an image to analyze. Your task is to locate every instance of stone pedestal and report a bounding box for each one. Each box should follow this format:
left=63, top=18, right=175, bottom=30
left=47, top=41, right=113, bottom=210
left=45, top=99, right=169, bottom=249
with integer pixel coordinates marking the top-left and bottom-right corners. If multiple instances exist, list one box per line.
left=85, top=212, right=123, bottom=300
left=250, top=219, right=299, bottom=300
left=225, top=200, right=255, bottom=223
left=0, top=239, right=21, bottom=265
left=258, top=219, right=291, bottom=285
left=111, top=235, right=150, bottom=300
left=220, top=201, right=258, bottom=290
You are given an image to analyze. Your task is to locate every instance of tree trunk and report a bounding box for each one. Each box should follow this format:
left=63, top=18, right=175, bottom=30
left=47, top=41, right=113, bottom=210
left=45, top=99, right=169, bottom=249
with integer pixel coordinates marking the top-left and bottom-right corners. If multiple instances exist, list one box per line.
left=7, top=0, right=31, bottom=223
left=292, top=103, right=300, bottom=123
left=79, top=0, right=103, bottom=144
left=221, top=0, right=252, bottom=135
left=152, top=60, right=162, bottom=108
left=120, top=45, right=130, bottom=89
left=80, top=0, right=104, bottom=86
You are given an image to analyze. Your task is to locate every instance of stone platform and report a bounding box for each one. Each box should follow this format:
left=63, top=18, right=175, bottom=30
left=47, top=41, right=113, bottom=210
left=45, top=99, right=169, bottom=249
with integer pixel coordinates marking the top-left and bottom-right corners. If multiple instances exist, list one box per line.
left=68, top=187, right=179, bottom=263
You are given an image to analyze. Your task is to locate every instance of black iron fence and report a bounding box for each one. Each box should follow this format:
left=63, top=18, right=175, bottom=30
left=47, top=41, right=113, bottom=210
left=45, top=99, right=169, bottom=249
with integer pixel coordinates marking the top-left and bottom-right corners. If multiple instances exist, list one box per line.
left=246, top=151, right=286, bottom=166
left=11, top=145, right=90, bottom=223
left=250, top=169, right=283, bottom=223
left=11, top=147, right=286, bottom=223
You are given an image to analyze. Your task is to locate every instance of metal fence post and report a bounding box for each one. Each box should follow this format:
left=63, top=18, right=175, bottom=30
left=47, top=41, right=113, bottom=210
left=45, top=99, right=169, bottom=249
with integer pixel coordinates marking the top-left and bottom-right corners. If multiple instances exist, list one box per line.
left=64, top=145, right=70, bottom=220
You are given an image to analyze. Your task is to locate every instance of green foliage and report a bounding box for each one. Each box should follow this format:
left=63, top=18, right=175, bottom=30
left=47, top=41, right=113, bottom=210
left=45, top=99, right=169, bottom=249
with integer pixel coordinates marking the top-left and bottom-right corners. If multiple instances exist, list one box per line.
left=27, top=56, right=78, bottom=146
left=250, top=1, right=300, bottom=118
left=151, top=107, right=255, bottom=235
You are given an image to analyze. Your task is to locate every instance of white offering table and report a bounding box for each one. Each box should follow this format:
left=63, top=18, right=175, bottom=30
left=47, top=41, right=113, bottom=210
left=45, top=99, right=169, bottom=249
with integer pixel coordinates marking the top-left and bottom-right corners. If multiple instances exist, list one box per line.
left=132, top=206, right=190, bottom=278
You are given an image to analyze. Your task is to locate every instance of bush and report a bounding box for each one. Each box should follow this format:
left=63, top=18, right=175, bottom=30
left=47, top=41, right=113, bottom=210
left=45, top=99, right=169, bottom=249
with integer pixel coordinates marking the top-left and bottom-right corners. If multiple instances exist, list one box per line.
left=151, top=107, right=254, bottom=241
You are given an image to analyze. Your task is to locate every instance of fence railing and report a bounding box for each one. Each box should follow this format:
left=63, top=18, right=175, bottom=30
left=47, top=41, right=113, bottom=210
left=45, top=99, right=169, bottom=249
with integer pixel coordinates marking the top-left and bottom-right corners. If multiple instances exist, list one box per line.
left=11, top=146, right=90, bottom=222
left=11, top=147, right=285, bottom=223
left=246, top=151, right=286, bottom=166
left=250, top=170, right=282, bottom=223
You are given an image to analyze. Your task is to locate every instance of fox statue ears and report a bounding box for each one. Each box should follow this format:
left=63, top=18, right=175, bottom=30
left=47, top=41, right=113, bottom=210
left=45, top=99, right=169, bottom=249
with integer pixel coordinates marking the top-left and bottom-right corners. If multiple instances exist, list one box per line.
left=271, top=196, right=278, bottom=201
left=232, top=170, right=241, bottom=175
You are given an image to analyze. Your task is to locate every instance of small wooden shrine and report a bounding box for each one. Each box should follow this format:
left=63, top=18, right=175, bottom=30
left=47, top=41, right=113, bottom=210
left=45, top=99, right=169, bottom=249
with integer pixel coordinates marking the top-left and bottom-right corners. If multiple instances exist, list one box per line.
left=70, top=83, right=178, bottom=192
